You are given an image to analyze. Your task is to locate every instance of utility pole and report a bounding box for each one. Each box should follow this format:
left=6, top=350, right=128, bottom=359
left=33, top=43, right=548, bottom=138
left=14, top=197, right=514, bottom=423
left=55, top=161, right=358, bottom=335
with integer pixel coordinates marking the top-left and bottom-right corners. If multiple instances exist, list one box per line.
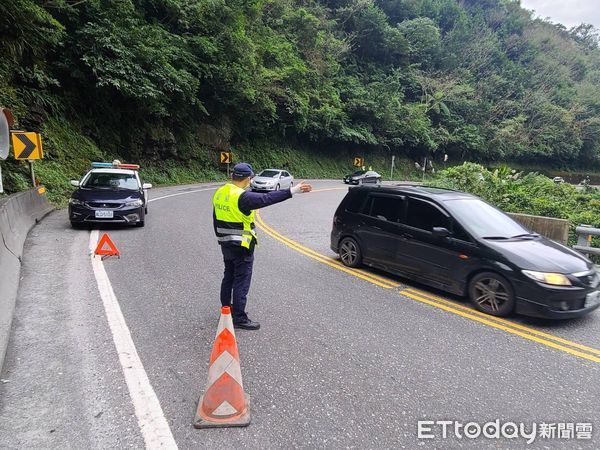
left=390, top=155, right=395, bottom=180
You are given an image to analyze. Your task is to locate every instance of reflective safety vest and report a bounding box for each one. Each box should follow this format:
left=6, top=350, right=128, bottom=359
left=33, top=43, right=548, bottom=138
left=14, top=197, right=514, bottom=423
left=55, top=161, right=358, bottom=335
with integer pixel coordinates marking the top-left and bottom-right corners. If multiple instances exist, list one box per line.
left=213, top=183, right=257, bottom=250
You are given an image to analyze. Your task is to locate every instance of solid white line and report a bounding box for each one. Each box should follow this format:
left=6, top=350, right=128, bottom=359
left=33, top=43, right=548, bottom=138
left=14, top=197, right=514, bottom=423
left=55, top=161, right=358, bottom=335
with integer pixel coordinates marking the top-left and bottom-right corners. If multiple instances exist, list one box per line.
left=89, top=230, right=178, bottom=449
left=148, top=186, right=218, bottom=203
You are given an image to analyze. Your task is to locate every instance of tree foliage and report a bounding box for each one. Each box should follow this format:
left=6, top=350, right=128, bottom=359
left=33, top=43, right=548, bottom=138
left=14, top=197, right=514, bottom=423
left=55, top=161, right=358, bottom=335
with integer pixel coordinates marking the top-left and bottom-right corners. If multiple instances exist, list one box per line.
left=1, top=0, right=600, bottom=167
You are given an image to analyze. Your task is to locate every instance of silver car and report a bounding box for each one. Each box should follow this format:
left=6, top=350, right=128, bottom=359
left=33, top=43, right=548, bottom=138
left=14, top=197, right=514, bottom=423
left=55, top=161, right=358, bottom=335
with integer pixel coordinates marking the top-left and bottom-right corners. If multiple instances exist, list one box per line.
left=251, top=169, right=294, bottom=191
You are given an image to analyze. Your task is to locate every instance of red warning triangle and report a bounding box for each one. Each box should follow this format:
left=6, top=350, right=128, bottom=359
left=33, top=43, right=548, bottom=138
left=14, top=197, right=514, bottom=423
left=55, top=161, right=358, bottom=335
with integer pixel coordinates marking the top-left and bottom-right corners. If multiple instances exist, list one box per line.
left=94, top=233, right=120, bottom=258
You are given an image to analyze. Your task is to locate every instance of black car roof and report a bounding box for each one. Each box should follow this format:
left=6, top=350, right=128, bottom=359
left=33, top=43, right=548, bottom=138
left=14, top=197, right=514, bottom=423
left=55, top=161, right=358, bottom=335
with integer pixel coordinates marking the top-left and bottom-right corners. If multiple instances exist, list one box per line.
left=350, top=184, right=476, bottom=201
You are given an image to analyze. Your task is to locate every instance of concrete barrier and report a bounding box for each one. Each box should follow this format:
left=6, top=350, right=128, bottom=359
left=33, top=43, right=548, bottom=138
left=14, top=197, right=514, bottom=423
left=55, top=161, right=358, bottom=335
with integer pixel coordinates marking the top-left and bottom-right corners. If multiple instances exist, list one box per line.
left=0, top=188, right=53, bottom=371
left=507, top=212, right=570, bottom=245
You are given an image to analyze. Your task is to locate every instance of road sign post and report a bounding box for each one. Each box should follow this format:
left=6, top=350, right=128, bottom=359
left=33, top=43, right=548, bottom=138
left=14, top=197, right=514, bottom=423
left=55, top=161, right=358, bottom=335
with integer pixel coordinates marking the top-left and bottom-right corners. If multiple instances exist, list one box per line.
left=29, top=160, right=36, bottom=187
left=390, top=155, right=395, bottom=180
left=220, top=151, right=232, bottom=178
left=11, top=131, right=43, bottom=187
left=0, top=164, right=3, bottom=193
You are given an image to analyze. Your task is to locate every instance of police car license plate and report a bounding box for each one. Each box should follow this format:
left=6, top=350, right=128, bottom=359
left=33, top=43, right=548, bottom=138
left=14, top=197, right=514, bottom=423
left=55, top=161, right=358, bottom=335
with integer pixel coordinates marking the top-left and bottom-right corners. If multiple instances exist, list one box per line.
left=586, top=291, right=600, bottom=308
left=95, top=210, right=113, bottom=219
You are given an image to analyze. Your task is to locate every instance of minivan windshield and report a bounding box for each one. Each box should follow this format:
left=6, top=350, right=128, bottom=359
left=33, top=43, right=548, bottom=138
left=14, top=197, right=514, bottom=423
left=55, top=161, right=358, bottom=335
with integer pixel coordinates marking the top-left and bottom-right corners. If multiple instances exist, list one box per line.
left=443, top=198, right=529, bottom=239
left=258, top=170, right=280, bottom=178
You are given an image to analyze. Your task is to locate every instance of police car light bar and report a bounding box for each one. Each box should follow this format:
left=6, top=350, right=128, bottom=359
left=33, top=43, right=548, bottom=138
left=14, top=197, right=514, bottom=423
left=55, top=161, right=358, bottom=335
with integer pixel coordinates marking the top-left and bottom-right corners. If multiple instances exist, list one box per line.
left=91, top=162, right=140, bottom=170
left=117, top=164, right=140, bottom=170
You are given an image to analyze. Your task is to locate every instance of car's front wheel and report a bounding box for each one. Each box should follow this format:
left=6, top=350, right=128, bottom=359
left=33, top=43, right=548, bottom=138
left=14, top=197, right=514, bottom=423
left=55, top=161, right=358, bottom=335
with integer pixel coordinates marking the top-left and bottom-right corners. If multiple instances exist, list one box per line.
left=339, top=237, right=362, bottom=268
left=468, top=272, right=515, bottom=316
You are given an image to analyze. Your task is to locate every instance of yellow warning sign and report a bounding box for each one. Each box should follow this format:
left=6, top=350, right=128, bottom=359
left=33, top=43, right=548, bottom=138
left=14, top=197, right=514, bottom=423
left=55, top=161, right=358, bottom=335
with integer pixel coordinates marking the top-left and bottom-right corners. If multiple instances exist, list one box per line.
left=12, top=132, right=43, bottom=160
left=220, top=151, right=232, bottom=164
left=353, top=157, right=363, bottom=167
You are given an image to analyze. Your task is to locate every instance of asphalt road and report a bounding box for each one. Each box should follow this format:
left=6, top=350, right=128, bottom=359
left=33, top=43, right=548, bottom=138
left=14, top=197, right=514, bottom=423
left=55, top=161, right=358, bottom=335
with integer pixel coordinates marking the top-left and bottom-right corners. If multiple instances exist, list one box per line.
left=1, top=180, right=599, bottom=449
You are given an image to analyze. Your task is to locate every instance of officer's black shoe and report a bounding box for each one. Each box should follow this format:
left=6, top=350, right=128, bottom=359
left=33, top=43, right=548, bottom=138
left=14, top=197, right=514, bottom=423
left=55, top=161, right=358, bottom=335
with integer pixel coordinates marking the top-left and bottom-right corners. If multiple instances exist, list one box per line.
left=233, top=320, right=261, bottom=330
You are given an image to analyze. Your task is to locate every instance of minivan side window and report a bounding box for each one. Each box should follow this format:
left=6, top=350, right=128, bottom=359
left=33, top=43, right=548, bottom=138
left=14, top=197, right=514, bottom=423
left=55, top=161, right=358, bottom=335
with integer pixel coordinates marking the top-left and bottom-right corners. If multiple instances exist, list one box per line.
left=452, top=222, right=472, bottom=242
left=344, top=192, right=366, bottom=213
left=405, top=198, right=450, bottom=231
left=367, top=196, right=403, bottom=222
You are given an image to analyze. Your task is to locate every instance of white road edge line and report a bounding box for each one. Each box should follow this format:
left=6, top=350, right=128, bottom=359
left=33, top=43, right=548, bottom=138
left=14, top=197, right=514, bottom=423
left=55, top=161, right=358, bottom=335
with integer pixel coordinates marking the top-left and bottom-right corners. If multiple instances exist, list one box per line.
left=87, top=186, right=218, bottom=449
left=89, top=229, right=177, bottom=449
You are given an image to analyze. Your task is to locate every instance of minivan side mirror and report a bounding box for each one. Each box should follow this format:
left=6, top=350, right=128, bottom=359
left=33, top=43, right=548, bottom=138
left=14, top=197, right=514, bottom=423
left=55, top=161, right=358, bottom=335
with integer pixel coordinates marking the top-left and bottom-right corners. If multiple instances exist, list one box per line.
left=432, top=227, right=451, bottom=239
left=142, top=183, right=152, bottom=189
left=70, top=180, right=80, bottom=187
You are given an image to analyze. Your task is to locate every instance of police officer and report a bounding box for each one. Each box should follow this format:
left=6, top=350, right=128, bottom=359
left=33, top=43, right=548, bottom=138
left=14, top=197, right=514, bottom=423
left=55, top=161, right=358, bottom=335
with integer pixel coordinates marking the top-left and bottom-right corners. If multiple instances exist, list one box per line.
left=213, top=163, right=312, bottom=330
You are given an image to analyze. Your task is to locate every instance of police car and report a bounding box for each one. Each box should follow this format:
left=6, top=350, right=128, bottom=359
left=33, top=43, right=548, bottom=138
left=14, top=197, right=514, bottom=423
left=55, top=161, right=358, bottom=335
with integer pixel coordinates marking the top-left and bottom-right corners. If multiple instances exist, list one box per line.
left=69, top=162, right=152, bottom=227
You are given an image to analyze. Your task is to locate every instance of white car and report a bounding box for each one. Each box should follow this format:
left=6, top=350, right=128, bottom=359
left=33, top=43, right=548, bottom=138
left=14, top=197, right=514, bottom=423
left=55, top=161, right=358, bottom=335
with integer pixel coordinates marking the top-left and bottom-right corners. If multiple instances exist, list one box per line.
left=251, top=169, right=294, bottom=191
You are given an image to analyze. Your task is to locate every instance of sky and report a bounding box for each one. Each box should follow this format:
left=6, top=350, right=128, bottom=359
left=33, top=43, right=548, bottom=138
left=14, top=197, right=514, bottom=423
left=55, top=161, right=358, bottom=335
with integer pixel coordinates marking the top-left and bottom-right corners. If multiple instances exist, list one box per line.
left=519, top=0, right=600, bottom=29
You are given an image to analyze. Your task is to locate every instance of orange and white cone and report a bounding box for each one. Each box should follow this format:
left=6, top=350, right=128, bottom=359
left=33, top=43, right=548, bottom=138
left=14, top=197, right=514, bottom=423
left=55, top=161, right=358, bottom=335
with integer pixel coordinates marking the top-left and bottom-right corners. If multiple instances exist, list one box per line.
left=193, top=306, right=251, bottom=429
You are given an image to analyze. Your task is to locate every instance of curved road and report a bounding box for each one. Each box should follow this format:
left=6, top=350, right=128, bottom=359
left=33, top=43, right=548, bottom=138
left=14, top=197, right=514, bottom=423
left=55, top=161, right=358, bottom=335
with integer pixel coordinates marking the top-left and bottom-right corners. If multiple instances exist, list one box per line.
left=1, top=180, right=599, bottom=448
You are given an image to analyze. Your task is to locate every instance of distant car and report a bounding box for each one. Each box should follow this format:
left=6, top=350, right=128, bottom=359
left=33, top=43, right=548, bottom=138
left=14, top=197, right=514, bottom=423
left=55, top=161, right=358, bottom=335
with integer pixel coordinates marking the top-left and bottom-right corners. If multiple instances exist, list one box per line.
left=343, top=170, right=381, bottom=185
left=331, top=185, right=600, bottom=319
left=251, top=169, right=294, bottom=191
left=69, top=162, right=152, bottom=228
left=552, top=176, right=565, bottom=184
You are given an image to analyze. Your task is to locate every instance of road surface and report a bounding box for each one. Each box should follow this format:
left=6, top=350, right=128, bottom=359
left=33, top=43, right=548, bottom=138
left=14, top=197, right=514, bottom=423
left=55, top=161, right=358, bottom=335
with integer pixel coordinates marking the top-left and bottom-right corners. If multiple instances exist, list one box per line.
left=1, top=181, right=598, bottom=448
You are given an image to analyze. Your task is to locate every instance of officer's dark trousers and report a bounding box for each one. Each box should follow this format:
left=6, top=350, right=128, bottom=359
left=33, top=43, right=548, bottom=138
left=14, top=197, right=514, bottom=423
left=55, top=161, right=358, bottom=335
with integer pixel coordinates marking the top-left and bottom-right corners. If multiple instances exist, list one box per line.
left=220, top=246, right=254, bottom=323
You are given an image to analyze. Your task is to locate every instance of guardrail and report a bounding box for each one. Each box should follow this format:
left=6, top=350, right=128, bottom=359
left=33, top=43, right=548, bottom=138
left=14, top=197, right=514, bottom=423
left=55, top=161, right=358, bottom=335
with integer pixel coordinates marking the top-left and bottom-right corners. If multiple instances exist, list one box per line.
left=574, top=225, right=600, bottom=258
left=0, top=188, right=53, bottom=371
left=507, top=212, right=569, bottom=245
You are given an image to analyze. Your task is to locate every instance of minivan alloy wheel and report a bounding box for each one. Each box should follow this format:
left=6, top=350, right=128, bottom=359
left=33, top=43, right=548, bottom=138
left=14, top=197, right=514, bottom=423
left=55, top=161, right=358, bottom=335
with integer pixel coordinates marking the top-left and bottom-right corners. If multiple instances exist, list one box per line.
left=469, top=272, right=515, bottom=316
left=339, top=237, right=362, bottom=268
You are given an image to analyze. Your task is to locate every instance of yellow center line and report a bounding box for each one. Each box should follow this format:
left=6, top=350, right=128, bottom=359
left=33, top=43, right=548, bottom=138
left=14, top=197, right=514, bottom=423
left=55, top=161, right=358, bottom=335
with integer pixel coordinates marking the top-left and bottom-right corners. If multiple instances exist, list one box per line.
left=255, top=211, right=399, bottom=289
left=256, top=203, right=600, bottom=364
left=401, top=291, right=600, bottom=364
left=256, top=210, right=401, bottom=287
left=402, top=288, right=600, bottom=357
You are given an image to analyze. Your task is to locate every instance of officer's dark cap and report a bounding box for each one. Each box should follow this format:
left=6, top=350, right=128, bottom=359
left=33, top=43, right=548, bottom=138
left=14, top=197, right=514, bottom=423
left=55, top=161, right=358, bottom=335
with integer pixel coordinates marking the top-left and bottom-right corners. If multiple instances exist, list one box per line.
left=232, top=163, right=254, bottom=178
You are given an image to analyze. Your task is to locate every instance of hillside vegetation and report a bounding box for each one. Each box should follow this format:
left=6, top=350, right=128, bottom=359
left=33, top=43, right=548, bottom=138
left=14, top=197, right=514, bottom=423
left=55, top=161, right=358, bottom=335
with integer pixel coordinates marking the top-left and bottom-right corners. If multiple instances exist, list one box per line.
left=1, top=0, right=600, bottom=198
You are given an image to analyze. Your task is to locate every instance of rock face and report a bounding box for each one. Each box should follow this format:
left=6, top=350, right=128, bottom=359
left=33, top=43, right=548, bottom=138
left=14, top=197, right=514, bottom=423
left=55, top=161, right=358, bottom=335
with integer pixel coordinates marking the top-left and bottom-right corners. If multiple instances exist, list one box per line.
left=197, top=121, right=232, bottom=151
left=136, top=120, right=232, bottom=161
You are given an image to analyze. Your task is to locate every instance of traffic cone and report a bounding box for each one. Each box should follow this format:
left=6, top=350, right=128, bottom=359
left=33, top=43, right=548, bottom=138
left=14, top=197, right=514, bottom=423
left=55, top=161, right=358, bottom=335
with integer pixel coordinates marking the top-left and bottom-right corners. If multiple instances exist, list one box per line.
left=193, top=306, right=251, bottom=429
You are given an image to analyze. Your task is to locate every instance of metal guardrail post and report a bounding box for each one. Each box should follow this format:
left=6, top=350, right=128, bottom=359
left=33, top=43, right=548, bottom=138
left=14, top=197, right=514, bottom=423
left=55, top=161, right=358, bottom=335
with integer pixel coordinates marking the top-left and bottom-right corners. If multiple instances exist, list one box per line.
left=573, top=225, right=600, bottom=258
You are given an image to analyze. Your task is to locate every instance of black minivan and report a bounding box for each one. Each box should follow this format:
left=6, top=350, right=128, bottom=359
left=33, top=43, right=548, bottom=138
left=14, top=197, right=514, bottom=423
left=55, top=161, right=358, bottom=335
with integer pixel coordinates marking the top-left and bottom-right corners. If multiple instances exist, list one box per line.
left=331, top=185, right=600, bottom=319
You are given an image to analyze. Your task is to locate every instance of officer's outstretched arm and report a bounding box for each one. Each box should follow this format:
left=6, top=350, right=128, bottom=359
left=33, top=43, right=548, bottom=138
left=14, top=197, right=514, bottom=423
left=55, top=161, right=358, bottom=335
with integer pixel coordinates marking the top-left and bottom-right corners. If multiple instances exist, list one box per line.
left=238, top=181, right=312, bottom=214
left=290, top=181, right=312, bottom=195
